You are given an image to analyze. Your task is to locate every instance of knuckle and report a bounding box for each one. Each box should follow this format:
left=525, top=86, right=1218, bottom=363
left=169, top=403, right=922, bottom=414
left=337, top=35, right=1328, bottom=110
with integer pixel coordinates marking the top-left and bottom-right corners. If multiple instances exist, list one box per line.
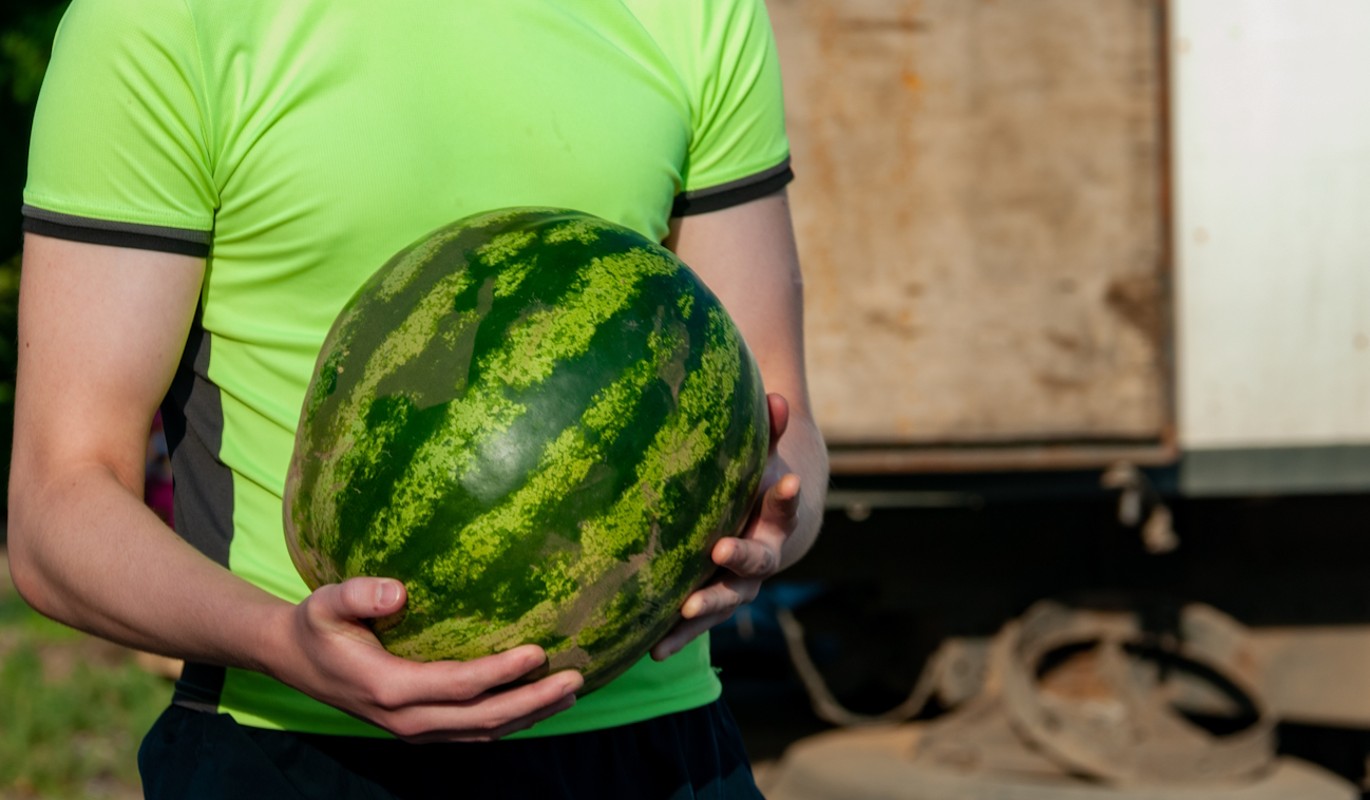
left=297, top=605, right=331, bottom=639
left=299, top=592, right=328, bottom=623
left=364, top=682, right=404, bottom=712
left=736, top=546, right=767, bottom=575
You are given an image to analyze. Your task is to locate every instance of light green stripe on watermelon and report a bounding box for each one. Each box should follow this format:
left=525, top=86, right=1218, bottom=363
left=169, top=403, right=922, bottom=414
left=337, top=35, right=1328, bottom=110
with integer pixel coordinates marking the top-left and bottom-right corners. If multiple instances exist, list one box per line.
left=542, top=217, right=607, bottom=246
left=477, top=250, right=675, bottom=390
left=479, top=229, right=542, bottom=298
left=477, top=229, right=538, bottom=267
left=677, top=291, right=695, bottom=319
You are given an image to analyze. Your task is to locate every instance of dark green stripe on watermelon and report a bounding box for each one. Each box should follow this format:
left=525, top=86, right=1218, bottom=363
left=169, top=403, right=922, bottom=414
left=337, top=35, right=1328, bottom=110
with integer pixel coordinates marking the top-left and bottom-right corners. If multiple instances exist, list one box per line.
left=283, top=208, right=768, bottom=693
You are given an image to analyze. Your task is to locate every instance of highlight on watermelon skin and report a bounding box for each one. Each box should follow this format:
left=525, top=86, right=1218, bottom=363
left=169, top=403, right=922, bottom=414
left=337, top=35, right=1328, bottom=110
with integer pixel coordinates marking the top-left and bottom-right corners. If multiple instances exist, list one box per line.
left=283, top=207, right=769, bottom=694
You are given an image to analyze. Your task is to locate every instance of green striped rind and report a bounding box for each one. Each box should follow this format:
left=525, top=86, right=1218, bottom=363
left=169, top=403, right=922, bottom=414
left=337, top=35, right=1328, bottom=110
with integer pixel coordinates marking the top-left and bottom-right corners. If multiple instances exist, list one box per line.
left=283, top=208, right=768, bottom=693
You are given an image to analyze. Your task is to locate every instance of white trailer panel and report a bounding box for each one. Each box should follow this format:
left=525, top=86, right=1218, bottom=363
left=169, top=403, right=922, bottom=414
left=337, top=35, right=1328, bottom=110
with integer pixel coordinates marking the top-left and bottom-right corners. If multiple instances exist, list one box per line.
left=1174, top=0, right=1370, bottom=452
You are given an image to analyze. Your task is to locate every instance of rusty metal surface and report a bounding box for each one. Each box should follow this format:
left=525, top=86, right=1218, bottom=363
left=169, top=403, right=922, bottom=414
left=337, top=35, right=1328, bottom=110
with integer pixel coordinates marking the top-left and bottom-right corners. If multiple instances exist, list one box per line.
left=770, top=0, right=1172, bottom=459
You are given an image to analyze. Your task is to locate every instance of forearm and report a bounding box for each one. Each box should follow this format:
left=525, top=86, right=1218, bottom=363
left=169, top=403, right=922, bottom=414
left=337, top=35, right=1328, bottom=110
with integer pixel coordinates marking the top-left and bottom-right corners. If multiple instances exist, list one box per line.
left=9, top=458, right=587, bottom=740
left=8, top=461, right=290, bottom=676
left=773, top=409, right=828, bottom=572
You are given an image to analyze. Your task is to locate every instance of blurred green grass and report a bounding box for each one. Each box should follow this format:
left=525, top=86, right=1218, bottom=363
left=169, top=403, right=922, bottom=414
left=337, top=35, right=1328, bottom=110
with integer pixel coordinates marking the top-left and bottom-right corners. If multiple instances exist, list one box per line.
left=0, top=549, right=170, bottom=799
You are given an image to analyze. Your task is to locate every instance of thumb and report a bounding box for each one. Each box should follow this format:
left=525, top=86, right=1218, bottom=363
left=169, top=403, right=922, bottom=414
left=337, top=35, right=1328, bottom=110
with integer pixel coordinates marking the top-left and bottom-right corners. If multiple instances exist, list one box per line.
left=333, top=577, right=406, bottom=620
left=767, top=393, right=790, bottom=453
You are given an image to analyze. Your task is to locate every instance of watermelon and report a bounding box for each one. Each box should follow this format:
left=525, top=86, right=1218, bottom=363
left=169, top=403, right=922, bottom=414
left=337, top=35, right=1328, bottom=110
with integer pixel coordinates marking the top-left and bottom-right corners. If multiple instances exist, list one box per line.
left=282, top=207, right=769, bottom=694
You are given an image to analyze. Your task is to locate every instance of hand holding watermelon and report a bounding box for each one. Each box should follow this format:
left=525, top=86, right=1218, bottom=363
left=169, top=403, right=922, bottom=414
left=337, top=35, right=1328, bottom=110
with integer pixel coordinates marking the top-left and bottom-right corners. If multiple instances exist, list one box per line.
left=272, top=574, right=583, bottom=743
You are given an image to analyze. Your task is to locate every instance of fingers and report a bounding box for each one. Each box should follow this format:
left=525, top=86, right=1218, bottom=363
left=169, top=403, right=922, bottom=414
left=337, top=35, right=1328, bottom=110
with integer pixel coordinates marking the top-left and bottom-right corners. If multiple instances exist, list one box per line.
left=711, top=536, right=780, bottom=581
left=650, top=467, right=804, bottom=662
left=381, top=667, right=583, bottom=744
left=416, top=689, right=579, bottom=743
left=700, top=472, right=801, bottom=607
left=653, top=568, right=765, bottom=659
left=377, top=644, right=564, bottom=708
left=761, top=472, right=802, bottom=527
left=681, top=572, right=762, bottom=620
left=289, top=580, right=585, bottom=742
left=727, top=471, right=800, bottom=568
left=654, top=539, right=783, bottom=658
left=652, top=609, right=733, bottom=662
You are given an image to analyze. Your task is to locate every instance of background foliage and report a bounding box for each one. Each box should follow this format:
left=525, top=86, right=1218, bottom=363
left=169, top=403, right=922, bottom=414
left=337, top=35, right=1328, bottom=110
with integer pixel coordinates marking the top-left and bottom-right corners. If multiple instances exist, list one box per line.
left=1, top=552, right=167, bottom=799
left=0, top=0, right=69, bottom=522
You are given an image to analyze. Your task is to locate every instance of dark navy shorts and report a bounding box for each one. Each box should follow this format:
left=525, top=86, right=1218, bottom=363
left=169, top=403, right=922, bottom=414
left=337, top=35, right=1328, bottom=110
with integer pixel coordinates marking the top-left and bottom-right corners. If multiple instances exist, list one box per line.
left=138, top=700, right=764, bottom=799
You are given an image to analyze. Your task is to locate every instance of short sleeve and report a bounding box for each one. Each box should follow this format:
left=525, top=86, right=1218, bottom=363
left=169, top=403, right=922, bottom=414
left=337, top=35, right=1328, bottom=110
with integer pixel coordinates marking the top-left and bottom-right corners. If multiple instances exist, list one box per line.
left=22, top=0, right=216, bottom=256
left=671, top=0, right=793, bottom=216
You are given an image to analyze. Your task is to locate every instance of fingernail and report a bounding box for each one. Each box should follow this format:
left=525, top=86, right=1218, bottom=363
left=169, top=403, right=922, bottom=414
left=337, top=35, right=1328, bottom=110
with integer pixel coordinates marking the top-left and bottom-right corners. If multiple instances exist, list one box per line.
left=376, top=580, right=401, bottom=608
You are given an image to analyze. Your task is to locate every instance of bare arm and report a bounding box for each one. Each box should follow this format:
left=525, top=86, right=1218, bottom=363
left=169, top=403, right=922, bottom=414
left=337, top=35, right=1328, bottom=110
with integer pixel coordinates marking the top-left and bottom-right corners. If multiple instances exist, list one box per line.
left=7, top=235, right=580, bottom=741
left=653, top=189, right=829, bottom=657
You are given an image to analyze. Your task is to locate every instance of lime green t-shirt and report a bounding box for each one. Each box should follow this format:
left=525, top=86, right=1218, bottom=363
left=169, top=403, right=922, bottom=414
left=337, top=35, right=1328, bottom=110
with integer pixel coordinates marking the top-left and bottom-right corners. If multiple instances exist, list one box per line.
left=23, top=0, right=791, bottom=738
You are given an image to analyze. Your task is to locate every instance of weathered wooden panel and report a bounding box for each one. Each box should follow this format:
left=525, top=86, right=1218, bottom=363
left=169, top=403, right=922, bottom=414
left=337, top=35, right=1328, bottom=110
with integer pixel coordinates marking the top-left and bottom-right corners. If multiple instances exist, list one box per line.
left=770, top=0, right=1170, bottom=453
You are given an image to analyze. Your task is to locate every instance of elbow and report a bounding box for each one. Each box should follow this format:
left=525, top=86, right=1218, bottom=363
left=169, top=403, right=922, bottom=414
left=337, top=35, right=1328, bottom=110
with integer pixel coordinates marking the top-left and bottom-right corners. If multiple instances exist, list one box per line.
left=5, top=491, right=57, bottom=619
left=6, top=544, right=46, bottom=619
left=8, top=560, right=50, bottom=619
